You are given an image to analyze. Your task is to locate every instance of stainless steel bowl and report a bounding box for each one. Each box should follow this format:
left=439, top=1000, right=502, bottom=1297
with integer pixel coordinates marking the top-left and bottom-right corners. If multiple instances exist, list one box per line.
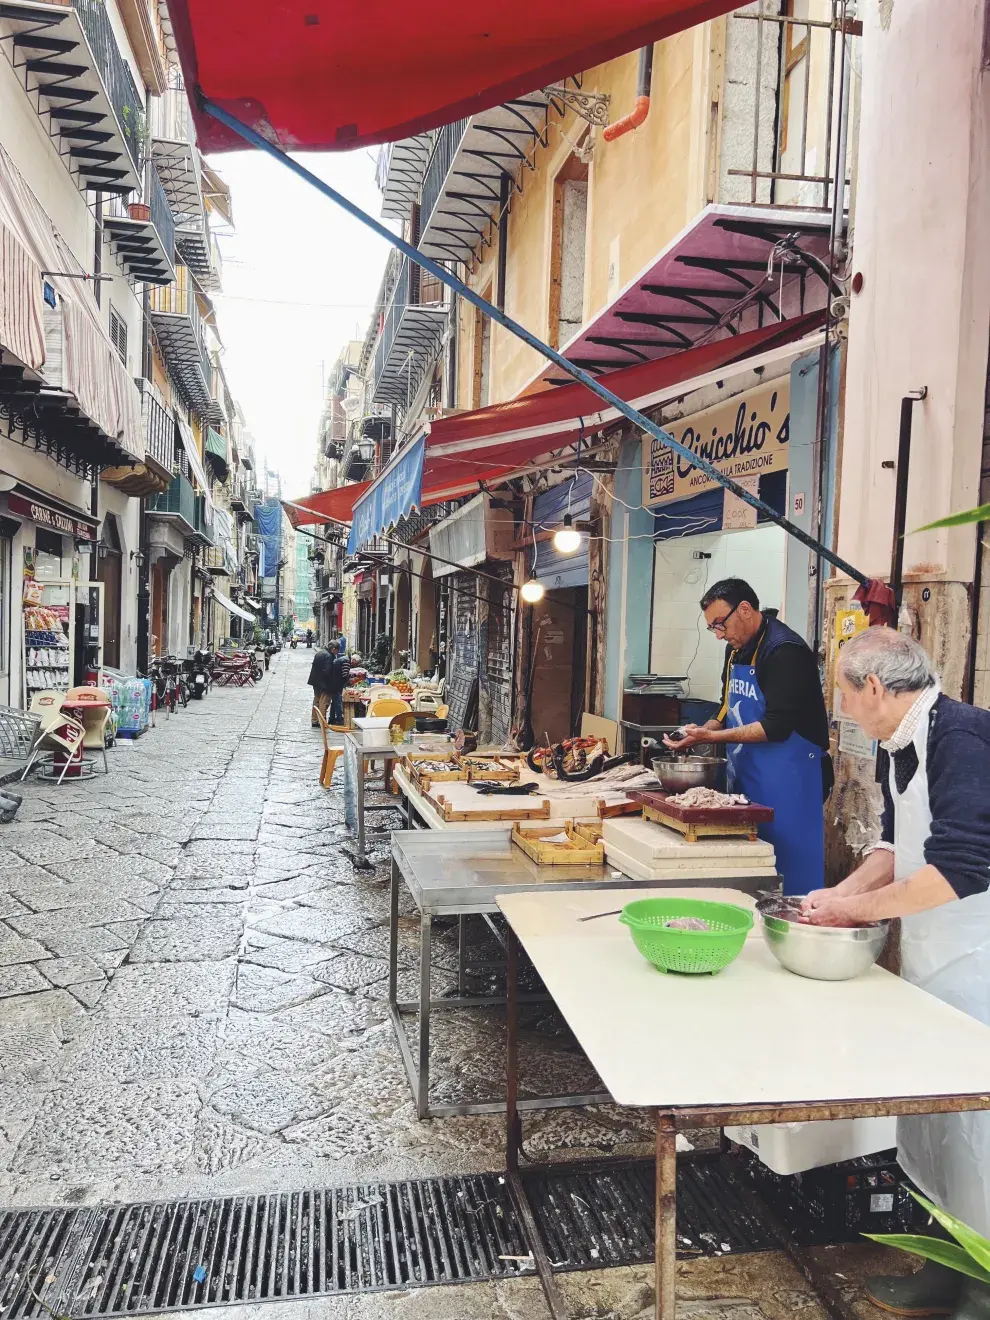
left=759, top=908, right=889, bottom=981
left=651, top=755, right=722, bottom=793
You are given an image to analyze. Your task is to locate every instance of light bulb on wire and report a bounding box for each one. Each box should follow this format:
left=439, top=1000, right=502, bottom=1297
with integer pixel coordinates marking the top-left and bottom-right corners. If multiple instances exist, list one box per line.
left=520, top=571, right=545, bottom=604
left=552, top=513, right=581, bottom=555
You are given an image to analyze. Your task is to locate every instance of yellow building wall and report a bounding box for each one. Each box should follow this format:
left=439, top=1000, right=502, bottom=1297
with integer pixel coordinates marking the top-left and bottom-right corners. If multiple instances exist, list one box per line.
left=457, top=28, right=716, bottom=408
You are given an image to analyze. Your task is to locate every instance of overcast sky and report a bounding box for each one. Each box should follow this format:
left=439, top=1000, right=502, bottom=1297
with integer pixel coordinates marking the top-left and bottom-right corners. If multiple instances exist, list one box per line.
left=208, top=148, right=393, bottom=499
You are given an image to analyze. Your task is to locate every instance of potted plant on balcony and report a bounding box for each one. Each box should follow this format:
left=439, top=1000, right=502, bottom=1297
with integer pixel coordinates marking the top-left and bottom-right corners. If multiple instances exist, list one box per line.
left=127, top=201, right=151, bottom=222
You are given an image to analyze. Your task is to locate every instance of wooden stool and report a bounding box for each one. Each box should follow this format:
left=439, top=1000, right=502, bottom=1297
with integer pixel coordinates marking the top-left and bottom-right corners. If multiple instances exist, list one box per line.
left=313, top=706, right=343, bottom=788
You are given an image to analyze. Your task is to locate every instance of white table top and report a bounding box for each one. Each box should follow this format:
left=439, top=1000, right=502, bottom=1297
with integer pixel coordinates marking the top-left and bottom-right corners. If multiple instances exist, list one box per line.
left=497, top=887, right=990, bottom=1112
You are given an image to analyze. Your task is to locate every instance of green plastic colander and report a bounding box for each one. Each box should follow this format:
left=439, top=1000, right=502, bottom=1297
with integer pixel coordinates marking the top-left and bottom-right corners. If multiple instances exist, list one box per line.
left=619, top=898, right=753, bottom=975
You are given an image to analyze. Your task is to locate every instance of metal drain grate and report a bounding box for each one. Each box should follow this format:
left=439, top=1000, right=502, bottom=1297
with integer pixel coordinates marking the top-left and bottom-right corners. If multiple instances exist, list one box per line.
left=522, top=1157, right=781, bottom=1272
left=0, top=1157, right=882, bottom=1317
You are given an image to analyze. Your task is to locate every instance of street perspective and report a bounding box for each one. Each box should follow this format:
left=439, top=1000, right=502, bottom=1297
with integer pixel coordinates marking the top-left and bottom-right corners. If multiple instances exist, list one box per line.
left=3, top=2, right=990, bottom=1320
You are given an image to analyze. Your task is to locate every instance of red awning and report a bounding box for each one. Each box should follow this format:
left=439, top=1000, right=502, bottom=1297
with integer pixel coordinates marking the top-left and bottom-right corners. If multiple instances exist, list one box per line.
left=286, top=311, right=823, bottom=529
left=171, top=0, right=742, bottom=153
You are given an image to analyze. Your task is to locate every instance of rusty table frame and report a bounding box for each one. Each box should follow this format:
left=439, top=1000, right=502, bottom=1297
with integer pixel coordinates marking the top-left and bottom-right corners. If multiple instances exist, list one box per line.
left=503, top=924, right=990, bottom=1320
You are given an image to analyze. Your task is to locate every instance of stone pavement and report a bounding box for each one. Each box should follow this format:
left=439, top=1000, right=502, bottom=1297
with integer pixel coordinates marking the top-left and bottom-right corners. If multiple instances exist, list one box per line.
left=0, top=649, right=899, bottom=1316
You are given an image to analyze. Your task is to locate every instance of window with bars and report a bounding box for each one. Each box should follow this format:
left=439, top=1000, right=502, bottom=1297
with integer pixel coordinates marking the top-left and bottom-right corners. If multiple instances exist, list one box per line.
left=109, top=304, right=128, bottom=367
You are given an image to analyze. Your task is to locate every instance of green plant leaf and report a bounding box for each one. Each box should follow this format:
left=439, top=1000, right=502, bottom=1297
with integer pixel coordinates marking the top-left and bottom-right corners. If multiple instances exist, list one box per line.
left=906, top=1191, right=990, bottom=1276
left=911, top=504, right=990, bottom=533
left=863, top=1234, right=990, bottom=1284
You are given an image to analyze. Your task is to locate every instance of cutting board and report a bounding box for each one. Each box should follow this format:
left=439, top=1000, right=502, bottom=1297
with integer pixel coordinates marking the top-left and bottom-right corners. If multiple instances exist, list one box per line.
left=630, top=790, right=774, bottom=826
left=603, top=816, right=775, bottom=865
left=603, top=839, right=778, bottom=886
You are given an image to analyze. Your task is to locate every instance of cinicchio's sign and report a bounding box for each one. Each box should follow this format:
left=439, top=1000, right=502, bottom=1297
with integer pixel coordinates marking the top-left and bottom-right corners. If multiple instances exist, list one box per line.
left=7, top=492, right=95, bottom=540
left=642, top=379, right=790, bottom=508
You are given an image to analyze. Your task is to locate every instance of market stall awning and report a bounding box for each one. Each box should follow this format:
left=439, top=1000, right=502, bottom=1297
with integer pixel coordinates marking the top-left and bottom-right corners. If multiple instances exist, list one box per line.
left=212, top=589, right=255, bottom=623
left=533, top=205, right=835, bottom=386
left=170, top=0, right=743, bottom=154
left=285, top=311, right=824, bottom=539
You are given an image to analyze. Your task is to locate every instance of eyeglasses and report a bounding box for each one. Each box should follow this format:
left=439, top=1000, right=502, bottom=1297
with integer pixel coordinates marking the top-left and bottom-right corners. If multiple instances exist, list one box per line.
left=707, top=602, right=740, bottom=634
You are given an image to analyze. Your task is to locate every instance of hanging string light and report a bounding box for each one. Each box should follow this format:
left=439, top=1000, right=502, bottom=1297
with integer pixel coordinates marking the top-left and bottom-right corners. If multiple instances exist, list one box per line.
left=520, top=522, right=545, bottom=603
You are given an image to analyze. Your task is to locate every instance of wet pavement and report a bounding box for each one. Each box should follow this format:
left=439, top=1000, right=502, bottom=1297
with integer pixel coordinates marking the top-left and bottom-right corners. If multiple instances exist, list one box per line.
left=0, top=649, right=897, bottom=1316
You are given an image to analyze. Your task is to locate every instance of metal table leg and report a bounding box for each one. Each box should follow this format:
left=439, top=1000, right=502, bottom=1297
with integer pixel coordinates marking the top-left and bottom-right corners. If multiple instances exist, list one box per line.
left=388, top=856, right=399, bottom=1009
left=354, top=752, right=368, bottom=867
left=504, top=924, right=570, bottom=1320
left=458, top=914, right=468, bottom=995
left=655, top=1112, right=677, bottom=1320
left=417, top=909, right=432, bottom=1119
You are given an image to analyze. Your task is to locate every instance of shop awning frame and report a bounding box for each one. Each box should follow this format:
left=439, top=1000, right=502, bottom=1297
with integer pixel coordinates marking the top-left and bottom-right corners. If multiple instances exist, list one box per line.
left=202, top=99, right=868, bottom=588
left=211, top=588, right=255, bottom=622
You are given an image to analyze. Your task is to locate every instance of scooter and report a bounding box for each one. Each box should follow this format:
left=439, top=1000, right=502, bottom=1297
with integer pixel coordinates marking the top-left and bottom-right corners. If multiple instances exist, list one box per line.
left=189, top=650, right=210, bottom=699
left=290, top=637, right=298, bottom=649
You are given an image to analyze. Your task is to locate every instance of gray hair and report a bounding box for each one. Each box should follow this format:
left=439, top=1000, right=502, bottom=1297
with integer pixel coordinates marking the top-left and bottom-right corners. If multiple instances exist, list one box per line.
left=838, top=627, right=937, bottom=694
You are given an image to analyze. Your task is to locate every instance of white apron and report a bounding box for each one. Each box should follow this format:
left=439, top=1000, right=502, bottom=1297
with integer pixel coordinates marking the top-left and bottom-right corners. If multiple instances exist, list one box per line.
left=893, top=706, right=990, bottom=1237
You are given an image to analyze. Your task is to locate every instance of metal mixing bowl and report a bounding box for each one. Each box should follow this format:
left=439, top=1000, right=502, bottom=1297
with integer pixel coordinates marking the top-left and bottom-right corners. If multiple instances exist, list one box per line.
left=759, top=909, right=889, bottom=981
left=651, top=755, right=723, bottom=793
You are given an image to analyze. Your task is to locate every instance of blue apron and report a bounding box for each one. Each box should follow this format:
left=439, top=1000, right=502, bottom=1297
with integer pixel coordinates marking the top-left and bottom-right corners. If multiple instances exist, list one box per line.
left=724, top=622, right=825, bottom=896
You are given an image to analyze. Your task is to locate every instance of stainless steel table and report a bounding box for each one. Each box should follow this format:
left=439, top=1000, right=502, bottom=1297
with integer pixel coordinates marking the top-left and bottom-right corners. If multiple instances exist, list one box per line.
left=388, top=829, right=774, bottom=1120
left=342, top=735, right=404, bottom=868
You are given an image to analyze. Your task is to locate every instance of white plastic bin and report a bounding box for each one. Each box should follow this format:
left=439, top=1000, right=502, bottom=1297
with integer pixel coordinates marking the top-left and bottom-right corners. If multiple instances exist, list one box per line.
left=353, top=717, right=393, bottom=749
left=724, top=1117, right=897, bottom=1176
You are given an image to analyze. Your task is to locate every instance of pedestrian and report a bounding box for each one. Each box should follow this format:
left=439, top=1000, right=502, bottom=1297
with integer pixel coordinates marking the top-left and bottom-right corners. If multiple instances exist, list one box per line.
left=663, top=577, right=832, bottom=895
left=307, top=643, right=335, bottom=727
left=329, top=637, right=350, bottom=726
left=802, top=628, right=990, bottom=1317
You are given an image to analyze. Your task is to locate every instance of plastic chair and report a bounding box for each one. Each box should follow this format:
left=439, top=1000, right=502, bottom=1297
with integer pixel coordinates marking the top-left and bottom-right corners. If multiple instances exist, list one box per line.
left=21, top=711, right=86, bottom=784
left=313, top=705, right=343, bottom=788
left=368, top=697, right=411, bottom=718
left=435, top=703, right=449, bottom=720
left=67, top=691, right=111, bottom=775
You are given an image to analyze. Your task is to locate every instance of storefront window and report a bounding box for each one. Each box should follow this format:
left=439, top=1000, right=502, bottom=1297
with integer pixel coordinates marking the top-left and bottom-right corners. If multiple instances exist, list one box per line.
left=34, top=529, right=66, bottom=581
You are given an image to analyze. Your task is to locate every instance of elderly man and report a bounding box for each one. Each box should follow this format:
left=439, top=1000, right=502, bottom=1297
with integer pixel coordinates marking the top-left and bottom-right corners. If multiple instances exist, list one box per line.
left=802, top=628, right=990, bottom=1316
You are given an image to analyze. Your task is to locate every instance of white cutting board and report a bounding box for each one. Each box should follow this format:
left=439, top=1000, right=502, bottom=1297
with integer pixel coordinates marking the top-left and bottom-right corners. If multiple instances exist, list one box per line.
left=604, top=839, right=778, bottom=883
left=603, top=815, right=775, bottom=864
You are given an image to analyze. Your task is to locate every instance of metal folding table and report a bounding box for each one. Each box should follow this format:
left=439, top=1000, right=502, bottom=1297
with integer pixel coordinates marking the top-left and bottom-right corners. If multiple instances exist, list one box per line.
left=497, top=886, right=990, bottom=1320
left=389, top=830, right=772, bottom=1119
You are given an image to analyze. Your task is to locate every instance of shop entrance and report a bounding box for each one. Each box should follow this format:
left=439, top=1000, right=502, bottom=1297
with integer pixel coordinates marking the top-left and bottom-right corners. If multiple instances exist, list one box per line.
left=527, top=586, right=588, bottom=744
left=97, top=514, right=122, bottom=669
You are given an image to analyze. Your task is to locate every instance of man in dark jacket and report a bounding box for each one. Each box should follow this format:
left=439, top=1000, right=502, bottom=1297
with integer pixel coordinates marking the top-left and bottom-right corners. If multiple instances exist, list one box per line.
left=664, top=577, right=831, bottom=894
left=329, top=637, right=350, bottom=725
left=802, top=629, right=990, bottom=1317
left=308, top=645, right=335, bottom=726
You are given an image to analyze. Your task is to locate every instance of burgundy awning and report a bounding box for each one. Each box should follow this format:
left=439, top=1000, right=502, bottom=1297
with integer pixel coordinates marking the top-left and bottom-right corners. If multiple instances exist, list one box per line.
left=170, top=0, right=744, bottom=154
left=285, top=311, right=824, bottom=529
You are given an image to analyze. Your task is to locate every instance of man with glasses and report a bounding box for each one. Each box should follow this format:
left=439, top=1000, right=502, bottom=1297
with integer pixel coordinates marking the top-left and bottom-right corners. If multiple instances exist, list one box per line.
left=664, top=577, right=831, bottom=894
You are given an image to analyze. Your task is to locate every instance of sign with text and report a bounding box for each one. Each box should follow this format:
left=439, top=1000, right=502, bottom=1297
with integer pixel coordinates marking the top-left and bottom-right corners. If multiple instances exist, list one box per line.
left=642, top=379, right=790, bottom=508
left=8, top=492, right=95, bottom=540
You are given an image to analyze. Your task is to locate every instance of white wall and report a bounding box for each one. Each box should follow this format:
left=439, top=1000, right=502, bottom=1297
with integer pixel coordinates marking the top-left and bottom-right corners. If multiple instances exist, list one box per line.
left=650, top=524, right=787, bottom=703
left=838, top=0, right=990, bottom=582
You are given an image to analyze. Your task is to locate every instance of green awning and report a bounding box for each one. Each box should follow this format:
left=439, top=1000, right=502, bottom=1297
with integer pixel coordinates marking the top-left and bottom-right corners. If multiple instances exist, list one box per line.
left=205, top=427, right=229, bottom=479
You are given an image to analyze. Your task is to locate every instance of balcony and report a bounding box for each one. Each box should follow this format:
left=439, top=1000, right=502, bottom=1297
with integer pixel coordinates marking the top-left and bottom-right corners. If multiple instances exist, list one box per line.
left=377, top=133, right=435, bottom=222
left=103, top=162, right=175, bottom=286
left=204, top=426, right=229, bottom=481
left=200, top=544, right=230, bottom=576
left=369, top=255, right=447, bottom=408
left=0, top=0, right=143, bottom=197
left=176, top=224, right=221, bottom=293
left=418, top=91, right=561, bottom=263
left=193, top=492, right=214, bottom=545
left=147, top=471, right=197, bottom=536
left=148, top=265, right=212, bottom=413
left=101, top=384, right=174, bottom=495
left=148, top=73, right=204, bottom=225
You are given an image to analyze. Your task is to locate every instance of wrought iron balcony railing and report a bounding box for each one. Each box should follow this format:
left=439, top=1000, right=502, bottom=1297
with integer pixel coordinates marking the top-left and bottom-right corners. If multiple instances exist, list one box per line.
left=73, top=0, right=143, bottom=171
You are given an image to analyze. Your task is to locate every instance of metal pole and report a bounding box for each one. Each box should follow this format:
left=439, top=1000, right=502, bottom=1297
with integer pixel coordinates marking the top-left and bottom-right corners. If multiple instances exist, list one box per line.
left=655, top=1112, right=678, bottom=1320
left=889, top=391, right=926, bottom=609
left=200, top=98, right=870, bottom=589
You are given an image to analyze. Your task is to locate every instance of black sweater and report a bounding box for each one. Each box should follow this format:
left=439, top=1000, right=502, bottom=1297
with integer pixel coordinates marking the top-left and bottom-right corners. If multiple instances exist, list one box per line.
left=878, top=693, right=990, bottom=898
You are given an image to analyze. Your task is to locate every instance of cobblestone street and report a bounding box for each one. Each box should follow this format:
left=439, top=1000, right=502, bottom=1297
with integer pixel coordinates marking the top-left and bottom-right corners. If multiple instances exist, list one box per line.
left=0, top=650, right=891, bottom=1318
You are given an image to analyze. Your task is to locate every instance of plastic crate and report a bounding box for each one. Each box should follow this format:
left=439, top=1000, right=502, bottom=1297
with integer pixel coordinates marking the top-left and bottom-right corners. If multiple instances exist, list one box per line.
left=740, top=1147, right=930, bottom=1243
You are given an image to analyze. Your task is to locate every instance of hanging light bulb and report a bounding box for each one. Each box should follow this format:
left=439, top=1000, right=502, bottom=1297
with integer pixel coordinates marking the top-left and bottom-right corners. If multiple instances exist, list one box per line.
left=520, top=571, right=545, bottom=604
left=552, top=513, right=581, bottom=555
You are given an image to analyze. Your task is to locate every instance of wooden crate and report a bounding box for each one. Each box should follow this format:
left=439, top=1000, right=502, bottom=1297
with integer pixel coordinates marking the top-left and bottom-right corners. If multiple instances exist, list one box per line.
left=512, top=823, right=605, bottom=866
left=462, top=756, right=520, bottom=783
left=432, top=793, right=551, bottom=823
left=597, top=798, right=643, bottom=819
left=642, top=803, right=762, bottom=843
left=413, top=766, right=469, bottom=791
left=572, top=821, right=604, bottom=845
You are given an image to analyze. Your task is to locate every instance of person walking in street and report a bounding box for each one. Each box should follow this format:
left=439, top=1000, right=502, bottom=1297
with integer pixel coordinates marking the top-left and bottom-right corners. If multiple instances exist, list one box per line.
left=329, top=636, right=350, bottom=726
left=801, top=627, right=990, bottom=1318
left=664, top=577, right=832, bottom=895
left=307, top=643, right=335, bottom=727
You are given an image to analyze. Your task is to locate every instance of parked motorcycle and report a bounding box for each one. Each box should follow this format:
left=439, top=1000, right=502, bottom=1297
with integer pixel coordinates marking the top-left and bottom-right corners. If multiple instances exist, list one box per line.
left=290, top=637, right=298, bottom=649
left=189, top=650, right=211, bottom=699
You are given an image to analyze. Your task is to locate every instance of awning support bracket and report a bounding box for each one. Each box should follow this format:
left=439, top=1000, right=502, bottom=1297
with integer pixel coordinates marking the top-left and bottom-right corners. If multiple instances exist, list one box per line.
left=200, top=97, right=868, bottom=588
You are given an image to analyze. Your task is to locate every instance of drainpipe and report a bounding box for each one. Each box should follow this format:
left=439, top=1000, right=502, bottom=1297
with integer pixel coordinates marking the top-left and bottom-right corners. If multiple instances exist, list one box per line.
left=603, top=45, right=654, bottom=142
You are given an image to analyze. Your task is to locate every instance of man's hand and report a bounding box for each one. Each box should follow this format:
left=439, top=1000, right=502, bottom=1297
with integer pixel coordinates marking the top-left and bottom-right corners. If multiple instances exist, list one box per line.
left=663, top=724, right=708, bottom=751
left=800, top=893, right=872, bottom=927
